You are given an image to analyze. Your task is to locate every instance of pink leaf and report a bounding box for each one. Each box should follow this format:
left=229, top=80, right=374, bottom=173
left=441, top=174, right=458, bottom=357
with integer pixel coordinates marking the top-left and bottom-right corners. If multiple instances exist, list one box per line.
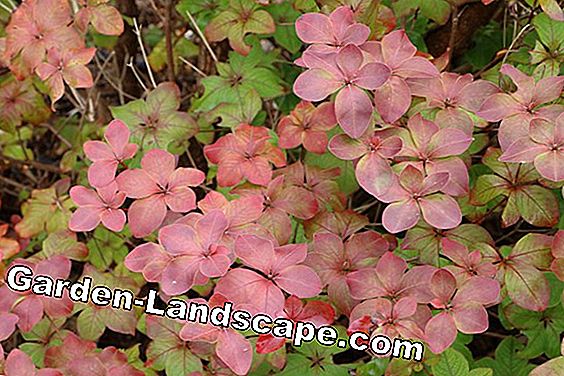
left=452, top=304, right=489, bottom=334
left=275, top=265, right=322, bottom=298
left=373, top=76, right=411, bottom=123
left=381, top=30, right=417, bottom=68
left=234, top=235, right=274, bottom=273
left=160, top=257, right=199, bottom=295
left=272, top=243, right=308, bottom=272
left=477, top=93, right=521, bottom=122
left=90, top=4, right=124, bottom=36
left=124, top=242, right=165, bottom=272
left=395, top=57, right=438, bottom=79
left=116, top=169, right=159, bottom=198
left=12, top=296, right=43, bottom=332
left=419, top=194, right=462, bottom=230
left=427, top=158, right=469, bottom=197
left=428, top=129, right=472, bottom=158
left=533, top=75, right=564, bottom=105
left=393, top=297, right=418, bottom=319
left=295, top=13, right=333, bottom=44
left=382, top=199, right=420, bottom=233
left=335, top=85, right=373, bottom=138
left=424, top=312, right=458, bottom=353
left=141, top=149, right=176, bottom=188
left=336, top=45, right=363, bottom=79
left=354, top=62, right=391, bottom=90
left=0, top=313, right=18, bottom=341
left=165, top=187, right=197, bottom=213
left=158, top=224, right=198, bottom=255
left=69, top=207, right=103, bottom=232
left=534, top=151, right=564, bottom=182
left=329, top=134, right=367, bottom=160
left=355, top=154, right=397, bottom=200
left=375, top=252, right=408, bottom=293
left=5, top=350, right=36, bottom=376
left=347, top=268, right=388, bottom=300
left=293, top=69, right=342, bottom=102
left=216, top=330, right=253, bottom=376
left=454, top=277, right=500, bottom=306
left=100, top=208, right=126, bottom=232
left=127, top=195, right=167, bottom=238
left=215, top=268, right=285, bottom=317
left=430, top=269, right=457, bottom=305
left=499, top=138, right=544, bottom=163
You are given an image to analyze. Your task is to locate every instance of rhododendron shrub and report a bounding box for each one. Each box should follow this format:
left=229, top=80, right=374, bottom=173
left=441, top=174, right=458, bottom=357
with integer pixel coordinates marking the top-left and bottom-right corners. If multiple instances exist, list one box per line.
left=1, top=0, right=564, bottom=375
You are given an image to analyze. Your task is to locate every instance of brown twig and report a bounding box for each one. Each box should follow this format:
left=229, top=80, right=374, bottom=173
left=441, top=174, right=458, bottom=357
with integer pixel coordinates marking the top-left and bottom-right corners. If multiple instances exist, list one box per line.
left=0, top=176, right=31, bottom=191
left=165, top=0, right=176, bottom=82
left=40, top=123, right=73, bottom=149
left=3, top=155, right=63, bottom=174
left=447, top=5, right=460, bottom=70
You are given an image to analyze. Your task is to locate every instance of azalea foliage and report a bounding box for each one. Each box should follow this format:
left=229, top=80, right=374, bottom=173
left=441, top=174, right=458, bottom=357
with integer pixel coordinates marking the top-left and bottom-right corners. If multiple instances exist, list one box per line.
left=0, top=0, right=564, bottom=376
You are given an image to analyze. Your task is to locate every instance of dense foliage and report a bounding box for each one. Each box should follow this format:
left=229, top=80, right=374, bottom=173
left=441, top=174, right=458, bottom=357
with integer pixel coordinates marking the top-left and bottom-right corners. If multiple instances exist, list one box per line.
left=0, top=0, right=563, bottom=375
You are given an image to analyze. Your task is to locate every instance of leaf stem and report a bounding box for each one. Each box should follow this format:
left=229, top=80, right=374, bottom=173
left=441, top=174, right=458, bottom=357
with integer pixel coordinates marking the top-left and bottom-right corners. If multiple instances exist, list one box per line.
left=185, top=10, right=218, bottom=62
left=133, top=18, right=157, bottom=89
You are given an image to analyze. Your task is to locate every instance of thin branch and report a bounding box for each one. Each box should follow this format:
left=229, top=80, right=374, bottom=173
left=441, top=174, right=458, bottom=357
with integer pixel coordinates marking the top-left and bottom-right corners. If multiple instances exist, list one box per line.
left=165, top=0, right=176, bottom=82
left=133, top=18, right=157, bottom=88
left=179, top=56, right=207, bottom=77
left=186, top=149, right=197, bottom=168
left=16, top=127, right=31, bottom=161
left=92, top=51, right=115, bottom=87
left=40, top=123, right=73, bottom=149
left=69, top=86, right=86, bottom=111
left=0, top=176, right=31, bottom=191
left=0, top=1, right=12, bottom=13
left=148, top=0, right=165, bottom=21
left=94, top=54, right=137, bottom=101
left=500, top=24, right=531, bottom=80
left=185, top=10, right=218, bottom=62
left=447, top=5, right=459, bottom=69
left=3, top=155, right=63, bottom=174
left=127, top=57, right=149, bottom=93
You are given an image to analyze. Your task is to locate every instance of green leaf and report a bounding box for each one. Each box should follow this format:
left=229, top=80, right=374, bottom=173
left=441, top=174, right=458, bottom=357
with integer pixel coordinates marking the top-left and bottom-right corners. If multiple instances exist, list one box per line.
left=177, top=0, right=229, bottom=28
left=267, top=1, right=302, bottom=53
left=15, top=180, right=74, bottom=238
left=0, top=78, right=51, bottom=133
left=419, top=0, right=451, bottom=25
left=87, top=227, right=128, bottom=270
left=20, top=342, right=46, bottom=368
left=539, top=0, right=564, bottom=23
left=511, top=233, right=553, bottom=269
left=278, top=354, right=312, bottom=375
left=514, top=185, right=560, bottom=228
left=305, top=152, right=358, bottom=195
left=475, top=338, right=534, bottom=376
left=204, top=0, right=275, bottom=56
left=468, top=368, right=493, bottom=376
left=110, top=82, right=198, bottom=151
left=77, top=307, right=106, bottom=341
left=208, top=86, right=262, bottom=127
left=148, top=36, right=198, bottom=72
left=243, top=67, right=285, bottom=98
left=164, top=346, right=203, bottom=376
left=533, top=13, right=564, bottom=51
left=471, top=175, right=509, bottom=205
left=504, top=260, right=550, bottom=312
left=191, top=75, right=242, bottom=112
left=530, top=356, right=564, bottom=376
left=431, top=348, right=469, bottom=376
left=43, top=230, right=88, bottom=261
left=356, top=358, right=389, bottom=376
